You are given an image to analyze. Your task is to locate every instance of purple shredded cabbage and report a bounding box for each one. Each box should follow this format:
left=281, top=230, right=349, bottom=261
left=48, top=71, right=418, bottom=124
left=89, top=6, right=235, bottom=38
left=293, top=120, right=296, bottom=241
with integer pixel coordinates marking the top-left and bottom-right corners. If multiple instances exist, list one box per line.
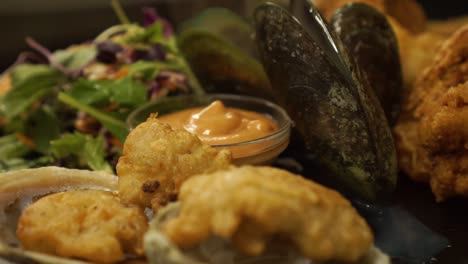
left=157, top=70, right=187, bottom=84
left=155, top=70, right=190, bottom=95
left=142, top=7, right=174, bottom=38
left=147, top=80, right=161, bottom=99
left=96, top=41, right=123, bottom=64
left=13, top=51, right=48, bottom=66
left=130, top=44, right=166, bottom=62
left=26, top=37, right=84, bottom=77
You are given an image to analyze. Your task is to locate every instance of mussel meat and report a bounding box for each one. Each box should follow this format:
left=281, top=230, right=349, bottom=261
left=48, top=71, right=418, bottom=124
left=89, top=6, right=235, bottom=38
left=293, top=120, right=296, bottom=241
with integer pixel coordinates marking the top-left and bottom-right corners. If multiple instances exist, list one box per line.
left=254, top=2, right=398, bottom=202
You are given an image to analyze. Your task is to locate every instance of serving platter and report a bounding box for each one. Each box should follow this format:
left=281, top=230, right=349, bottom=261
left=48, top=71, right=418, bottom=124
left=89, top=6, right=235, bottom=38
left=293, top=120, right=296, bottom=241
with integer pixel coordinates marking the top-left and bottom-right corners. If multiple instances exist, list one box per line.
left=0, top=1, right=466, bottom=264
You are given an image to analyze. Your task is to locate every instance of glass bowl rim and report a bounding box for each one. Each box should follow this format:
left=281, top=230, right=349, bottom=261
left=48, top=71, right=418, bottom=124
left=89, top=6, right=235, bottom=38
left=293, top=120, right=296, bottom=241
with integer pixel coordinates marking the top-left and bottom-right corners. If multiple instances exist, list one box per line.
left=126, top=93, right=292, bottom=148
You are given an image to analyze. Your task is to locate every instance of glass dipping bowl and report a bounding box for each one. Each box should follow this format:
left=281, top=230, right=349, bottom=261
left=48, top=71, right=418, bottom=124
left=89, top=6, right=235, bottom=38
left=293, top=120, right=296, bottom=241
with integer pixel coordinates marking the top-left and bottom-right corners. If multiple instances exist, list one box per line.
left=127, top=94, right=291, bottom=165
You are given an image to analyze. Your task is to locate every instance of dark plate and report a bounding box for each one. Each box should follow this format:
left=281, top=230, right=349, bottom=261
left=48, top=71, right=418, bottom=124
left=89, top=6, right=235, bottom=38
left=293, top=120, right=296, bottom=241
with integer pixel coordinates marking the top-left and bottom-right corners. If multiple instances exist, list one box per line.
left=394, top=175, right=468, bottom=264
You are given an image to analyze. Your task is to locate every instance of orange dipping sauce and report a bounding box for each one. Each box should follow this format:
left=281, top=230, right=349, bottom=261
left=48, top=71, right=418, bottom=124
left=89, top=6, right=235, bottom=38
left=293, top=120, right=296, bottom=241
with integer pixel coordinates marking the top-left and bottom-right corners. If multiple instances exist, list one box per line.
left=159, top=100, right=279, bottom=158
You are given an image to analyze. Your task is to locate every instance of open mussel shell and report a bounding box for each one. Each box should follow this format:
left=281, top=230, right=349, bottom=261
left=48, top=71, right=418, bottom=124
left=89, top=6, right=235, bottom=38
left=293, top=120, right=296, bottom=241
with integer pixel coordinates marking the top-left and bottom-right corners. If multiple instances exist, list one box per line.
left=330, top=3, right=403, bottom=124
left=0, top=167, right=117, bottom=263
left=254, top=2, right=397, bottom=202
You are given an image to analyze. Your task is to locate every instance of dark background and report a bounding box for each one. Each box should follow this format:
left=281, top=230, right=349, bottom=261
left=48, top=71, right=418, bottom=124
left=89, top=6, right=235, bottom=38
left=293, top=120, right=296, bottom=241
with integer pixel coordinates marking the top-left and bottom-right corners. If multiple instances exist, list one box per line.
left=0, top=0, right=466, bottom=71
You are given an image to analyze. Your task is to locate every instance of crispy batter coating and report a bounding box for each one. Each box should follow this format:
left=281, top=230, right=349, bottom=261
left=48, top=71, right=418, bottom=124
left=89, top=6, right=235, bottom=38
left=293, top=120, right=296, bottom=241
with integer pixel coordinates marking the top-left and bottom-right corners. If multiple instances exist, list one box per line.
left=394, top=25, right=468, bottom=202
left=16, top=190, right=148, bottom=263
left=389, top=18, right=449, bottom=89
left=116, top=115, right=231, bottom=211
left=312, top=0, right=427, bottom=33
left=162, top=166, right=373, bottom=262
left=427, top=16, right=468, bottom=37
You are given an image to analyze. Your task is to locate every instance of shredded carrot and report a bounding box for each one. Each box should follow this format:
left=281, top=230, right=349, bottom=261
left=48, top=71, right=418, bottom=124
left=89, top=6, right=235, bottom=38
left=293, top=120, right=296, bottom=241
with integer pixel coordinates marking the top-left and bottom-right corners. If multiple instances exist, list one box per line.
left=108, top=136, right=123, bottom=148
left=113, top=66, right=129, bottom=79
left=15, top=132, right=35, bottom=148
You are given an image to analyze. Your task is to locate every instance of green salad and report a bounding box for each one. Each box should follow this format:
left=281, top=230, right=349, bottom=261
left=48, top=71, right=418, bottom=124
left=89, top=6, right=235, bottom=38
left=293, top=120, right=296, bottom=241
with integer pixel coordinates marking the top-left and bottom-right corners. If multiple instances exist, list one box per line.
left=0, top=2, right=203, bottom=173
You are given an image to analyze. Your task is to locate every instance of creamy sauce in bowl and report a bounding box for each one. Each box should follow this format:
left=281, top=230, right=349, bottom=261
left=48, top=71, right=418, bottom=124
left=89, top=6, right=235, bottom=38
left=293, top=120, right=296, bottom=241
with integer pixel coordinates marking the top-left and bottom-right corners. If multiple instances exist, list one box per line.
left=159, top=100, right=279, bottom=158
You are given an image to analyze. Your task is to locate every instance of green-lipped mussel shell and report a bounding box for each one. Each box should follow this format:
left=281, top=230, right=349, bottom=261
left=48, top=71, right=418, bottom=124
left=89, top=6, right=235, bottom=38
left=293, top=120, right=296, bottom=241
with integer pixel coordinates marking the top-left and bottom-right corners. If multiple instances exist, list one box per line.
left=330, top=3, right=403, bottom=124
left=179, top=8, right=258, bottom=58
left=177, top=29, right=274, bottom=100
left=177, top=8, right=274, bottom=100
left=254, top=2, right=398, bottom=202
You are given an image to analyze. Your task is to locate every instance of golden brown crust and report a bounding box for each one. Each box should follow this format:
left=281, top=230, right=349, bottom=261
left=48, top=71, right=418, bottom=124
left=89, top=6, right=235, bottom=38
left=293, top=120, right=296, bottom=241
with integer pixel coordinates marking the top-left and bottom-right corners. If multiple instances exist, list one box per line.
left=390, top=18, right=448, bottom=89
left=394, top=25, right=468, bottom=201
left=16, top=190, right=148, bottom=263
left=427, top=16, right=468, bottom=37
left=116, top=115, right=231, bottom=211
left=162, top=166, right=373, bottom=262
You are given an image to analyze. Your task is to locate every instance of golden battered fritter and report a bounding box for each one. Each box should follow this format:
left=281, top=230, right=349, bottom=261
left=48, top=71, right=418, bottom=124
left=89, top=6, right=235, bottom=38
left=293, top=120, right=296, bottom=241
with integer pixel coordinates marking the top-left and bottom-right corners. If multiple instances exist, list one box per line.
left=162, top=166, right=373, bottom=262
left=16, top=190, right=148, bottom=263
left=116, top=115, right=231, bottom=211
left=394, top=25, right=468, bottom=201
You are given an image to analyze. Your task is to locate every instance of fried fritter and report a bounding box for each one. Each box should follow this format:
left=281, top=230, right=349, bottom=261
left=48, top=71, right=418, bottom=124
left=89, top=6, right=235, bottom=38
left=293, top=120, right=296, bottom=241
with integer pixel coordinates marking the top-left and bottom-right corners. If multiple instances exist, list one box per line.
left=116, top=115, right=231, bottom=211
left=311, top=0, right=427, bottom=33
left=428, top=16, right=468, bottom=37
left=16, top=190, right=148, bottom=263
left=394, top=25, right=468, bottom=202
left=162, top=166, right=373, bottom=262
left=389, top=18, right=449, bottom=89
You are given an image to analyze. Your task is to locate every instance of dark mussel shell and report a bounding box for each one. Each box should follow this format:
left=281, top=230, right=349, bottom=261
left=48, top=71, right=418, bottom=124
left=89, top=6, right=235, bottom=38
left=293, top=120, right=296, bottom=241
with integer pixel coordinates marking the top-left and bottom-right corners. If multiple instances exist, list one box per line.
left=254, top=2, right=397, bottom=202
left=330, top=3, right=403, bottom=124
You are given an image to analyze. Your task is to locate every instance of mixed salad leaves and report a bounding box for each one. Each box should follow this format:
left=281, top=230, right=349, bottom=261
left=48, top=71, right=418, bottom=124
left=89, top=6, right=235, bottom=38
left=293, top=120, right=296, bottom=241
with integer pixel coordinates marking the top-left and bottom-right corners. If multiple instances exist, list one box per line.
left=0, top=1, right=203, bottom=173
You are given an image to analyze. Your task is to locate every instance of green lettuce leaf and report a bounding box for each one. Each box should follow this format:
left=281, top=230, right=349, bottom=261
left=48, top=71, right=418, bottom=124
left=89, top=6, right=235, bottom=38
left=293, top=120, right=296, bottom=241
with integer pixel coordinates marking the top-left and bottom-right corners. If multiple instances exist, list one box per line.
left=58, top=92, right=128, bottom=142
left=67, top=76, right=147, bottom=108
left=50, top=132, right=113, bottom=172
left=24, top=105, right=61, bottom=154
left=53, top=45, right=97, bottom=69
left=0, top=134, right=30, bottom=160
left=0, top=64, right=65, bottom=120
left=127, top=61, right=161, bottom=81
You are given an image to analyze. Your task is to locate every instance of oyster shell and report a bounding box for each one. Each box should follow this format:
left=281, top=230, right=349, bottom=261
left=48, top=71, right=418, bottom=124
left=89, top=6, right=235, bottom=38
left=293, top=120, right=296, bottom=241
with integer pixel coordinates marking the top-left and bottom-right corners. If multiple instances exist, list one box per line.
left=0, top=166, right=117, bottom=263
left=254, top=2, right=398, bottom=201
left=144, top=203, right=390, bottom=264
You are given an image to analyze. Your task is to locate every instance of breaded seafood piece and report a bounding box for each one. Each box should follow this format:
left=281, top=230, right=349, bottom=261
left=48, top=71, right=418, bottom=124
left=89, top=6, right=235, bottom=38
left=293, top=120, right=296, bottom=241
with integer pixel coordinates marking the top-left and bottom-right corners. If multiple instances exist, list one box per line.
left=391, top=20, right=447, bottom=89
left=162, top=166, right=373, bottom=262
left=394, top=25, right=468, bottom=201
left=312, top=0, right=427, bottom=33
left=16, top=190, right=148, bottom=263
left=116, top=115, right=231, bottom=211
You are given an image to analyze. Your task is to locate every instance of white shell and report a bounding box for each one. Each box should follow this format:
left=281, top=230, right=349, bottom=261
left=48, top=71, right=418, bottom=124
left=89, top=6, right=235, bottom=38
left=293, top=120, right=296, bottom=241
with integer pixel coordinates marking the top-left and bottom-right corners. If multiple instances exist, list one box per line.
left=0, top=166, right=117, bottom=263
left=144, top=202, right=391, bottom=264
